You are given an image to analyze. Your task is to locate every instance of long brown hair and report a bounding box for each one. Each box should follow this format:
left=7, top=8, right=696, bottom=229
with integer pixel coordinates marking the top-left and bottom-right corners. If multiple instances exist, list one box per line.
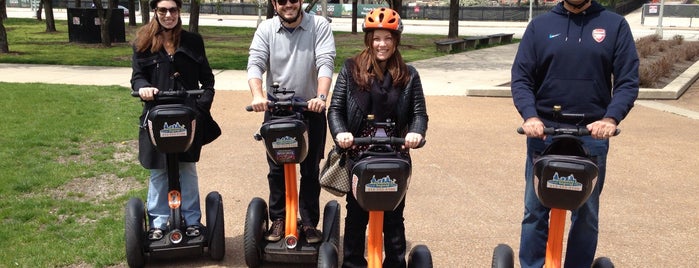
left=133, top=7, right=182, bottom=53
left=351, top=30, right=409, bottom=91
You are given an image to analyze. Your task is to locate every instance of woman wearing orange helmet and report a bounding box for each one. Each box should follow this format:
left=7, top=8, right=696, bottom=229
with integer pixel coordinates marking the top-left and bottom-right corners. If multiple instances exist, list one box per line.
left=327, top=7, right=428, bottom=268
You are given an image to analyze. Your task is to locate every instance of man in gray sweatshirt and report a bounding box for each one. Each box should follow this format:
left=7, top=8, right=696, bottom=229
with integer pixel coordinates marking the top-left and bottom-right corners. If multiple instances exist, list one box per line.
left=246, top=0, right=336, bottom=244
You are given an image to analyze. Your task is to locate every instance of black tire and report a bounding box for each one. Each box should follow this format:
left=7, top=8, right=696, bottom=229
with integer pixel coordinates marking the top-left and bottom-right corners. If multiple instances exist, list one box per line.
left=317, top=242, right=339, bottom=268
left=592, top=257, right=615, bottom=268
left=205, top=191, right=226, bottom=261
left=244, top=197, right=268, bottom=268
left=321, top=200, right=341, bottom=247
left=491, top=244, right=514, bottom=268
left=125, top=197, right=146, bottom=268
left=407, top=244, right=433, bottom=268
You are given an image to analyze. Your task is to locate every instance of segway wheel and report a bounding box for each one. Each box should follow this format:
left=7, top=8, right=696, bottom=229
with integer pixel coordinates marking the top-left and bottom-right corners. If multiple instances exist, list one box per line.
left=205, top=191, right=225, bottom=261
left=407, top=244, right=433, bottom=268
left=244, top=197, right=269, bottom=268
left=491, top=243, right=514, bottom=268
left=592, top=257, right=615, bottom=268
left=125, top=197, right=146, bottom=268
left=317, top=242, right=339, bottom=268
left=321, top=200, right=341, bottom=247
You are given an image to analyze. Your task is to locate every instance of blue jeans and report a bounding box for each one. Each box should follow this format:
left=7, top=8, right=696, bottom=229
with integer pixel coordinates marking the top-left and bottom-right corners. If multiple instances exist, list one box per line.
left=147, top=162, right=201, bottom=230
left=519, top=136, right=609, bottom=268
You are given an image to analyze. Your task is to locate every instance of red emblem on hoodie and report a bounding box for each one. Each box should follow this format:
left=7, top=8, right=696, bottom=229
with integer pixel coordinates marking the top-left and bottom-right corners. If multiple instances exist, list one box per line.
left=592, top=29, right=606, bottom=43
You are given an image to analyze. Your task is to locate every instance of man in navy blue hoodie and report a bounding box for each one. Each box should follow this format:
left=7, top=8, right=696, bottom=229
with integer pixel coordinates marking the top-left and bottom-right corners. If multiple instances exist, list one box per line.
left=511, top=0, right=638, bottom=266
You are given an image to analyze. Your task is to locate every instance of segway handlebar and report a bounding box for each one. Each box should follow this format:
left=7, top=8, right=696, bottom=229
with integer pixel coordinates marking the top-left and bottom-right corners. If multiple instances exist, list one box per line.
left=245, top=100, right=309, bottom=112
left=353, top=137, right=426, bottom=149
left=131, top=89, right=205, bottom=98
left=517, top=127, right=620, bottom=136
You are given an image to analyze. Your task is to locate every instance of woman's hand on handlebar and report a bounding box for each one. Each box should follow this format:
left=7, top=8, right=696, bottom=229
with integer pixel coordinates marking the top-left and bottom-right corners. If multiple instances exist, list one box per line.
left=521, top=117, right=546, bottom=139
left=138, top=87, right=159, bottom=101
left=307, top=98, right=326, bottom=113
left=587, top=118, right=617, bottom=140
left=249, top=96, right=269, bottom=112
left=404, top=132, right=423, bottom=149
left=335, top=132, right=354, bottom=149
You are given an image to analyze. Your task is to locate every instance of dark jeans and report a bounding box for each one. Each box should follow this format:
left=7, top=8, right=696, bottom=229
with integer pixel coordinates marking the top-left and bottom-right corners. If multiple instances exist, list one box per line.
left=265, top=110, right=326, bottom=227
left=519, top=136, right=609, bottom=268
left=342, top=193, right=407, bottom=268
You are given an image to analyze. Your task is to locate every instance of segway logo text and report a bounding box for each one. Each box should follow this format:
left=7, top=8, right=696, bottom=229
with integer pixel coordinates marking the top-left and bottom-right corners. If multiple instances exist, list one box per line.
left=547, top=172, right=583, bottom=191
left=160, top=122, right=188, bottom=137
left=365, top=175, right=398, bottom=192
left=272, top=136, right=298, bottom=148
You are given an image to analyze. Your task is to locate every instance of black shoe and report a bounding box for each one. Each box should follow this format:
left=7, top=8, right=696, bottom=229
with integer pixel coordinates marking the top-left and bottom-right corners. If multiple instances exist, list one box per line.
left=265, top=218, right=285, bottom=242
left=303, top=225, right=322, bottom=244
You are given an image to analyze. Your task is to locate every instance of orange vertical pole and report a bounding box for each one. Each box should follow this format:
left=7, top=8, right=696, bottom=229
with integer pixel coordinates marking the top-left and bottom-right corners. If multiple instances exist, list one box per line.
left=284, top=163, right=298, bottom=239
left=545, top=208, right=566, bottom=268
left=367, top=211, right=384, bottom=268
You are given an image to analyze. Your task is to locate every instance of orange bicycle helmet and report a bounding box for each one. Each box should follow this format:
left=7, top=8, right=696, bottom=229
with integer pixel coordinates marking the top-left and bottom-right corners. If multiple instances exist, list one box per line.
left=362, top=7, right=403, bottom=33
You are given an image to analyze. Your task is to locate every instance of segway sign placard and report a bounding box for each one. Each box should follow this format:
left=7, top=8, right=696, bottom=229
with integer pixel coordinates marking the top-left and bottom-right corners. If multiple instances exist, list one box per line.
left=546, top=172, right=583, bottom=191
left=160, top=122, right=188, bottom=137
left=365, top=175, right=399, bottom=192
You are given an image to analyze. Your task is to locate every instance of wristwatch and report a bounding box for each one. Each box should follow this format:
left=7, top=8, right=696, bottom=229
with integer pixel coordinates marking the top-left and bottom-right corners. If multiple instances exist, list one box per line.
left=318, top=94, right=327, bottom=102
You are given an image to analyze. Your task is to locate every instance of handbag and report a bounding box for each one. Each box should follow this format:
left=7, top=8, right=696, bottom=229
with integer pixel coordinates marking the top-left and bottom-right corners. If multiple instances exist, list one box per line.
left=320, top=146, right=351, bottom=197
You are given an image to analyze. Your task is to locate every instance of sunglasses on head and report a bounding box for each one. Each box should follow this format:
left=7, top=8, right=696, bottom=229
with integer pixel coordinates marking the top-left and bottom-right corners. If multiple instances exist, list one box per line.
left=156, top=7, right=179, bottom=15
left=276, top=0, right=299, bottom=5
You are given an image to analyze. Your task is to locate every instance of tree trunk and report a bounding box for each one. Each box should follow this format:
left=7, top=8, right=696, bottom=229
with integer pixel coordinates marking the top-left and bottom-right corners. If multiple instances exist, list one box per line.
left=44, top=0, right=56, bottom=32
left=36, top=0, right=43, bottom=21
left=188, top=0, right=200, bottom=33
left=140, top=0, right=150, bottom=24
left=351, top=0, right=357, bottom=34
left=0, top=18, right=9, bottom=53
left=389, top=0, right=402, bottom=18
left=128, top=0, right=136, bottom=26
left=75, top=0, right=82, bottom=8
left=448, top=0, right=458, bottom=38
left=1, top=0, right=7, bottom=52
left=94, top=0, right=114, bottom=47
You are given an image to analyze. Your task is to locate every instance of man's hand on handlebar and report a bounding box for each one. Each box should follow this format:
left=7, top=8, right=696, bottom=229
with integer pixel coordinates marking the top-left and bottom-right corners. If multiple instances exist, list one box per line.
left=307, top=98, right=326, bottom=113
left=587, top=118, right=617, bottom=140
left=521, top=117, right=546, bottom=140
left=138, top=87, right=159, bottom=101
left=249, top=96, right=269, bottom=112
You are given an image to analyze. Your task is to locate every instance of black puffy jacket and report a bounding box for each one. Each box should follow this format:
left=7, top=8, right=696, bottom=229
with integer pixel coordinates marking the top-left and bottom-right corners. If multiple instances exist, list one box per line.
left=131, top=31, right=219, bottom=169
left=328, top=59, right=428, bottom=142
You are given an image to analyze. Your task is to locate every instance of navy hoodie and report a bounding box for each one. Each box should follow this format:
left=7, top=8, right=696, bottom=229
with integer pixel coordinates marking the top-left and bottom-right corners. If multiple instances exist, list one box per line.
left=511, top=1, right=639, bottom=126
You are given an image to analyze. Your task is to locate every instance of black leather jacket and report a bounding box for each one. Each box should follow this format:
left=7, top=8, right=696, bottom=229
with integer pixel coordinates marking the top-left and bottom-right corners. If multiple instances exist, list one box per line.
left=131, top=30, right=218, bottom=169
left=328, top=59, right=428, bottom=143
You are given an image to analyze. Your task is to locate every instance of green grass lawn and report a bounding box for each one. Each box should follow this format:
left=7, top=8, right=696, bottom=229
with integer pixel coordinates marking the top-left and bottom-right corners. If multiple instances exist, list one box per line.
left=0, top=82, right=145, bottom=267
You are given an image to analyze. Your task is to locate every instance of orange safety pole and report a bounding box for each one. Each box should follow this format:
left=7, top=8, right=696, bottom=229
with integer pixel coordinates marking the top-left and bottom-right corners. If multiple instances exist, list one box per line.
left=367, top=211, right=384, bottom=268
left=284, top=163, right=298, bottom=239
left=545, top=208, right=566, bottom=268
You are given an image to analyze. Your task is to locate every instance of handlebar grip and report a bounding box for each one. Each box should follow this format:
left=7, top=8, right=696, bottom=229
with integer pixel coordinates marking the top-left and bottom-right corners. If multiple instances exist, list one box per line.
left=131, top=89, right=204, bottom=98
left=245, top=105, right=253, bottom=112
left=352, top=137, right=427, bottom=148
left=517, top=127, right=620, bottom=136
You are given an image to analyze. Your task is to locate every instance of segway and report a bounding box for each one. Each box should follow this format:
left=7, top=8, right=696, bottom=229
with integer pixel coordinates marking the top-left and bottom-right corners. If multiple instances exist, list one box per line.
left=492, top=107, right=615, bottom=268
left=125, top=89, right=226, bottom=268
left=350, top=116, right=433, bottom=268
left=243, top=84, right=341, bottom=268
